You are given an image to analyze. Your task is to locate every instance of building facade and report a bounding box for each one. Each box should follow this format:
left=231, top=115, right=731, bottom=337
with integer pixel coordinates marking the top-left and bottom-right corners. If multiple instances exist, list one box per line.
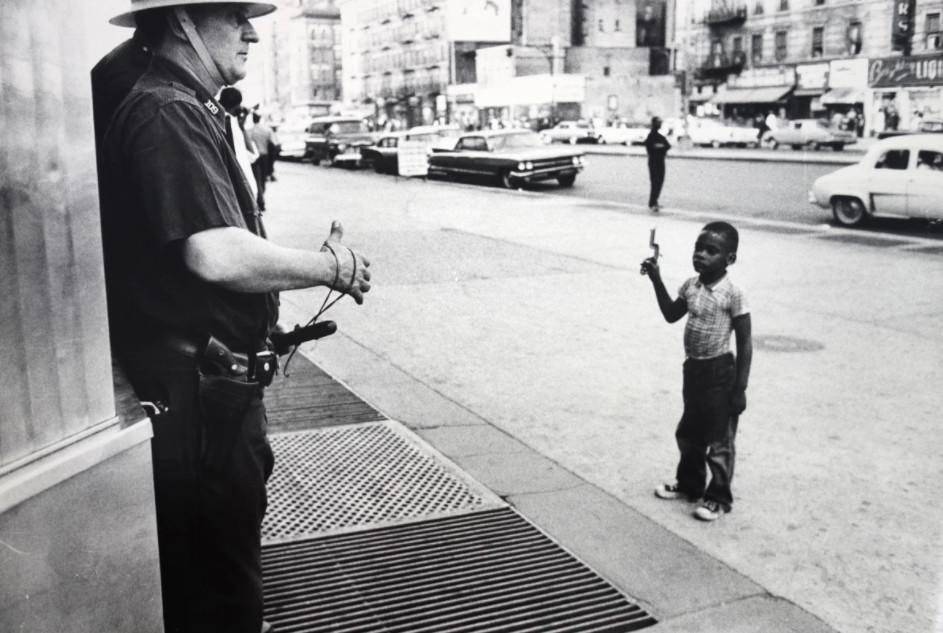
left=676, top=0, right=943, bottom=136
left=337, top=0, right=681, bottom=130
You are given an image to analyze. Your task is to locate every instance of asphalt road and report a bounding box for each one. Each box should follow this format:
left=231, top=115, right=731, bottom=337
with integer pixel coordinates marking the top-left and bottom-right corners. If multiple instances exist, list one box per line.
left=518, top=152, right=943, bottom=241
left=265, top=159, right=942, bottom=633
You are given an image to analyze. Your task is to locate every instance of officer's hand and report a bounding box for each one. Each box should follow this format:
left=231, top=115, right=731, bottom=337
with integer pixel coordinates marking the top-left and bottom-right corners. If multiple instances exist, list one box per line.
left=321, top=221, right=372, bottom=304
left=640, top=257, right=660, bottom=279
left=730, top=389, right=747, bottom=415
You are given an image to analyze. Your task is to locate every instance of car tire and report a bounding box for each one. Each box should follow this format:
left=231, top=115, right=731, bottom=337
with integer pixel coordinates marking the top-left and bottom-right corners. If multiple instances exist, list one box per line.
left=832, top=143, right=844, bottom=151
left=557, top=174, right=576, bottom=188
left=832, top=197, right=867, bottom=227
left=374, top=161, right=385, bottom=174
left=767, top=138, right=779, bottom=149
left=500, top=171, right=517, bottom=189
left=790, top=144, right=802, bottom=150
left=809, top=142, right=820, bottom=151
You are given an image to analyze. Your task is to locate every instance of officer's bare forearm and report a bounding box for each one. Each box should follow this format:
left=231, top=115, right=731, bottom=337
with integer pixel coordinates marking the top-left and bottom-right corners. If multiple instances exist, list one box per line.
left=183, top=227, right=341, bottom=293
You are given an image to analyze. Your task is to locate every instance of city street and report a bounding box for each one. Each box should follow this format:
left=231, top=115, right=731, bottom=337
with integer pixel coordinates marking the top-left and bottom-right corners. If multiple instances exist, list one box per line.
left=261, top=159, right=942, bottom=633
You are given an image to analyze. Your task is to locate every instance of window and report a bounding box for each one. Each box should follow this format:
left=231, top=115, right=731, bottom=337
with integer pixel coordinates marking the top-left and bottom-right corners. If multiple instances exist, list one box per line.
left=599, top=19, right=604, bottom=32
left=615, top=19, right=621, bottom=31
left=917, top=150, right=943, bottom=171
left=779, top=0, right=788, bottom=10
left=875, top=149, right=909, bottom=170
left=929, top=13, right=941, bottom=32
left=928, top=14, right=941, bottom=49
left=603, top=65, right=611, bottom=76
left=733, top=35, right=743, bottom=55
left=815, top=0, right=825, bottom=5
left=775, top=31, right=787, bottom=61
left=754, top=1, right=764, bottom=14
left=752, top=33, right=763, bottom=62
left=812, top=27, right=824, bottom=57
left=847, top=21, right=863, bottom=55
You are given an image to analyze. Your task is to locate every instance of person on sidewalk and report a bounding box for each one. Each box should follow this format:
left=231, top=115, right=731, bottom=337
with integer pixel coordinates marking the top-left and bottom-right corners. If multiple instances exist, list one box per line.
left=219, top=86, right=264, bottom=210
left=640, top=222, right=753, bottom=522
left=97, top=1, right=372, bottom=631
left=247, top=111, right=276, bottom=185
left=643, top=116, right=670, bottom=212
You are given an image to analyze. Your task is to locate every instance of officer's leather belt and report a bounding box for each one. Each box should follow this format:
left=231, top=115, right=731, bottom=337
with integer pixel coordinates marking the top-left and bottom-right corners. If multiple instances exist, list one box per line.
left=155, top=332, right=277, bottom=386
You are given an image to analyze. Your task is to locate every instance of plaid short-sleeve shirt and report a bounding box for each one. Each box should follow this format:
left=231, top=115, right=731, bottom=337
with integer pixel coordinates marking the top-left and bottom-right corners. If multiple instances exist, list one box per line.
left=679, top=275, right=749, bottom=359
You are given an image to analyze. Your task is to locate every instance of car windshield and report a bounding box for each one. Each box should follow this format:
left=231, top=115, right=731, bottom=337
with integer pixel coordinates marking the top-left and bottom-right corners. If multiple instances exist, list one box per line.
left=492, top=132, right=546, bottom=150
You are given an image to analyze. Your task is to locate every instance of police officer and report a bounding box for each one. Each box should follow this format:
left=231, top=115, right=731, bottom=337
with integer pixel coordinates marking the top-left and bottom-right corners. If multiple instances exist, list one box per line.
left=97, top=1, right=371, bottom=631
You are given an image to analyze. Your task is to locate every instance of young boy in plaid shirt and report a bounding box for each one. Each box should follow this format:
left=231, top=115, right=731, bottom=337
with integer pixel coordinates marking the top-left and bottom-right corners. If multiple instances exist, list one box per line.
left=640, top=222, right=753, bottom=521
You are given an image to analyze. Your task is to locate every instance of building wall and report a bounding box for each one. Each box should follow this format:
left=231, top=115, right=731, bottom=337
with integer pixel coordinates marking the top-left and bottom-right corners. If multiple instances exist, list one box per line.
left=1, top=1, right=163, bottom=630
left=568, top=46, right=679, bottom=122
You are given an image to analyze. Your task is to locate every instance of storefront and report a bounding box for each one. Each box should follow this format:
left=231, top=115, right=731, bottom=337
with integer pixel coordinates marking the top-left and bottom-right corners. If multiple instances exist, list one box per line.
left=710, top=67, right=795, bottom=124
left=473, top=74, right=586, bottom=129
left=793, top=63, right=829, bottom=119
left=868, top=53, right=943, bottom=136
left=820, top=58, right=868, bottom=137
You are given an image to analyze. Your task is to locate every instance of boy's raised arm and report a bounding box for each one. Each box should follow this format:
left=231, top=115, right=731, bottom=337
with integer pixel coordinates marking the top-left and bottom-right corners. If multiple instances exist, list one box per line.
left=641, top=257, right=687, bottom=323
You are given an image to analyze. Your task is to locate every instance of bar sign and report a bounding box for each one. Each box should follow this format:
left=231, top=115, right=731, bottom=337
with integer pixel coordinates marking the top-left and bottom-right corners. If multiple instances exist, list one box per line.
left=892, top=0, right=914, bottom=52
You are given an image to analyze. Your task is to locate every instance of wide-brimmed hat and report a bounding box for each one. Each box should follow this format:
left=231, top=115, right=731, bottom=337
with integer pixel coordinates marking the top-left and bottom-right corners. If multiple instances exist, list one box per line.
left=110, top=0, right=277, bottom=28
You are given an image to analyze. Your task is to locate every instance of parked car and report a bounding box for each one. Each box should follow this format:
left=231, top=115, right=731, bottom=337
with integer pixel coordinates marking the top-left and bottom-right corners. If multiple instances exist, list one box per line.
left=428, top=129, right=586, bottom=189
left=304, top=116, right=376, bottom=167
left=274, top=118, right=313, bottom=160
left=764, top=119, right=856, bottom=150
left=360, top=125, right=461, bottom=174
left=877, top=119, right=943, bottom=139
left=808, top=133, right=943, bottom=226
left=541, top=120, right=600, bottom=145
left=687, top=118, right=760, bottom=148
left=596, top=122, right=650, bottom=146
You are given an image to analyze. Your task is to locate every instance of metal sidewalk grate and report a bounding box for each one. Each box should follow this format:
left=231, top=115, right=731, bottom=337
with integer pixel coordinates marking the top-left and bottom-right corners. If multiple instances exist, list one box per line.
left=262, top=422, right=504, bottom=542
left=262, top=508, right=657, bottom=633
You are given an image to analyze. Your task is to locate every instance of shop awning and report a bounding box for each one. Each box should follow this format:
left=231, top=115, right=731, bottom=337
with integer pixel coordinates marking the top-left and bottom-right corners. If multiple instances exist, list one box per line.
left=711, top=86, right=793, bottom=104
left=820, top=87, right=866, bottom=104
left=792, top=87, right=826, bottom=97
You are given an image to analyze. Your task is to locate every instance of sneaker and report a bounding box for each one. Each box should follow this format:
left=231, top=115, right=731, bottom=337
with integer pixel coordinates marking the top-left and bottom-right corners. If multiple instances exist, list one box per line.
left=694, top=500, right=729, bottom=521
left=650, top=205, right=660, bottom=213
left=654, top=483, right=684, bottom=499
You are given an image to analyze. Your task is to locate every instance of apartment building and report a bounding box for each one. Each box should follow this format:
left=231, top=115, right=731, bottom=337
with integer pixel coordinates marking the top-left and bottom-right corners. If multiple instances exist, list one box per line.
left=675, top=0, right=943, bottom=135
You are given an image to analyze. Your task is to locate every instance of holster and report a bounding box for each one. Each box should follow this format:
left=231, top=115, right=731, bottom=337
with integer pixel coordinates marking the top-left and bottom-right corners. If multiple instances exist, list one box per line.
left=194, top=336, right=275, bottom=473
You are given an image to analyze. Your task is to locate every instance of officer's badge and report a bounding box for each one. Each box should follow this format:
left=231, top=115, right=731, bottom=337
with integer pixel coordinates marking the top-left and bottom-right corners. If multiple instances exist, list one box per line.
left=204, top=99, right=219, bottom=115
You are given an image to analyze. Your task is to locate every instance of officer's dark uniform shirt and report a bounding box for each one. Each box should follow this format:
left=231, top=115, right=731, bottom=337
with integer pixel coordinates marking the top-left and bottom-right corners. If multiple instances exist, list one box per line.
left=99, top=56, right=277, bottom=352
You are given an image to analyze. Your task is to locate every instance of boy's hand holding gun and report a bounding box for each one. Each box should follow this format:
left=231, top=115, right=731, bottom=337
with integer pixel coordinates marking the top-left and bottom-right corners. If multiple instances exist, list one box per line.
left=640, top=228, right=661, bottom=280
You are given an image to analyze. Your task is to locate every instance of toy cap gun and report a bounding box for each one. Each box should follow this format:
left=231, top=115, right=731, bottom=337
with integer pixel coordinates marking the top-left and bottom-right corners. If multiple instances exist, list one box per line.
left=639, top=227, right=660, bottom=275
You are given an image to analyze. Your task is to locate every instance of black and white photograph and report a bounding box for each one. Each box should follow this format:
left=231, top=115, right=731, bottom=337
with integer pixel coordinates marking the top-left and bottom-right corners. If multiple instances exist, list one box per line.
left=1, top=1, right=941, bottom=632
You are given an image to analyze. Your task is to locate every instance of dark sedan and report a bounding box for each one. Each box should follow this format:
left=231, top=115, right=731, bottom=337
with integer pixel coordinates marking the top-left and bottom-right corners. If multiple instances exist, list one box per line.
left=360, top=126, right=461, bottom=174
left=427, top=129, right=586, bottom=189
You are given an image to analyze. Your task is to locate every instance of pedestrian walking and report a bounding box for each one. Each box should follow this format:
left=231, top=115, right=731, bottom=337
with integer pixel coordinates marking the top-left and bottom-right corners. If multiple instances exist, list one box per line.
left=643, top=116, right=670, bottom=212
left=97, top=1, right=372, bottom=631
left=640, top=222, right=753, bottom=522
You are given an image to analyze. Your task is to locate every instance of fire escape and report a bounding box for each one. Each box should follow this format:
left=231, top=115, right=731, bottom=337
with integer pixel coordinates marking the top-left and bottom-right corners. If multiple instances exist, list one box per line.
left=696, top=1, right=747, bottom=82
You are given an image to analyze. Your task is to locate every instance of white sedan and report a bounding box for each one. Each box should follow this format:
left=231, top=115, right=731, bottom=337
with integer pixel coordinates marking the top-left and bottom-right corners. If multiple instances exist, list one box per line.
left=808, top=134, right=943, bottom=226
left=687, top=118, right=760, bottom=148
left=596, top=123, right=649, bottom=145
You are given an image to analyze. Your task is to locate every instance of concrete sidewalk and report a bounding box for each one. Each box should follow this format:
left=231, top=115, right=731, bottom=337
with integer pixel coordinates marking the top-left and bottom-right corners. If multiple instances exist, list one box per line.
left=276, top=309, right=839, bottom=633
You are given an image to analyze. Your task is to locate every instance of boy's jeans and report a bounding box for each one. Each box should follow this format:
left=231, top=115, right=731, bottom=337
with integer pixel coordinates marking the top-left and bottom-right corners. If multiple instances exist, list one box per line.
left=675, top=353, right=739, bottom=510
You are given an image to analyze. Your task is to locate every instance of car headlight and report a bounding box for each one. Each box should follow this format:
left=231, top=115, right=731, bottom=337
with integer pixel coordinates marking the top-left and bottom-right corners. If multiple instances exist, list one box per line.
left=517, top=162, right=525, bottom=170
left=525, top=161, right=533, bottom=170
left=572, top=156, right=581, bottom=166
left=337, top=143, right=347, bottom=152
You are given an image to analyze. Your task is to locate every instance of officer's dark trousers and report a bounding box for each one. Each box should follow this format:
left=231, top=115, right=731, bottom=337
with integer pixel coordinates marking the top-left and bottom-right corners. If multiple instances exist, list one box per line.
left=647, top=158, right=665, bottom=208
left=121, top=345, right=274, bottom=633
left=674, top=353, right=738, bottom=511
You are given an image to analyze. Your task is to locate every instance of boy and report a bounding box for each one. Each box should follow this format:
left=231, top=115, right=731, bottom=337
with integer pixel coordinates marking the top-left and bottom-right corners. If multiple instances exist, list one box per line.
left=640, top=222, right=752, bottom=521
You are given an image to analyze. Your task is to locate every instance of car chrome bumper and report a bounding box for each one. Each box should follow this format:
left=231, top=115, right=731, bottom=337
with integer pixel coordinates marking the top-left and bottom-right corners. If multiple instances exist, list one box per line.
left=512, top=166, right=582, bottom=181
